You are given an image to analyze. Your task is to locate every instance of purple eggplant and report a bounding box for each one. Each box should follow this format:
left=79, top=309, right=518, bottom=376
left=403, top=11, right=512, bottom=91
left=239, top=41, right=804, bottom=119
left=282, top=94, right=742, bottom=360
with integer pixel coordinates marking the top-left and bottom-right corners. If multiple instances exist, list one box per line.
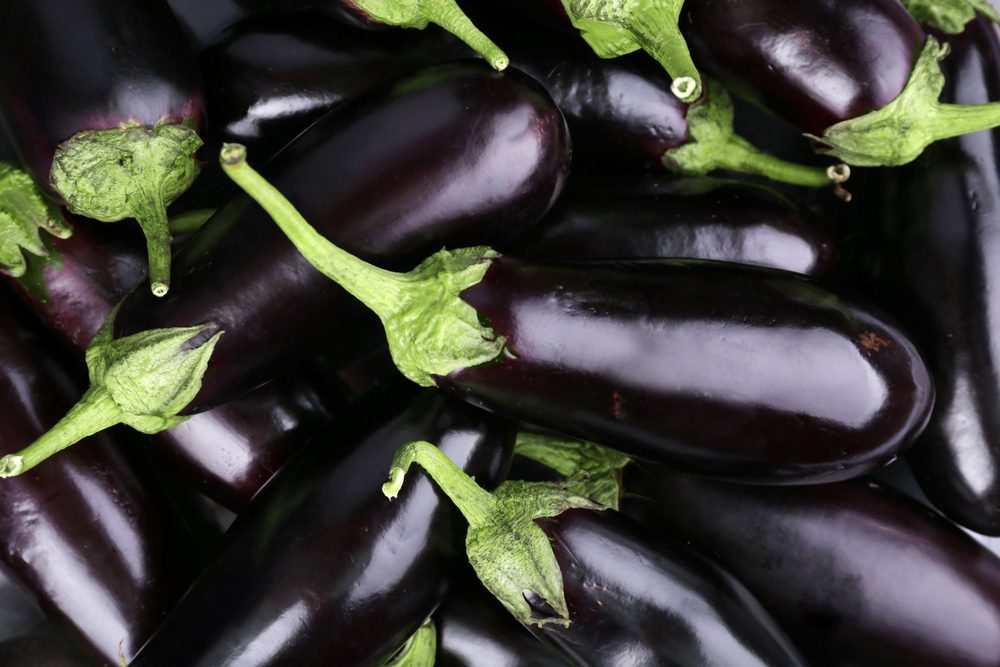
left=626, top=466, right=1000, bottom=666
left=680, top=0, right=1000, bottom=168
left=0, top=0, right=205, bottom=296
left=217, top=158, right=933, bottom=483
left=0, top=291, right=204, bottom=664
left=381, top=442, right=807, bottom=666
left=130, top=392, right=513, bottom=667
left=200, top=11, right=462, bottom=158
left=515, top=179, right=837, bottom=278
left=870, top=17, right=1000, bottom=535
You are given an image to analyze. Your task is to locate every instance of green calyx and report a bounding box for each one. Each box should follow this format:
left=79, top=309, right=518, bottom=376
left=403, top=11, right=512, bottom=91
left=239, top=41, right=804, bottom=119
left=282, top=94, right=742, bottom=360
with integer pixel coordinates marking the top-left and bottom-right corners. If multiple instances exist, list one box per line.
left=382, top=620, right=436, bottom=667
left=561, top=0, right=701, bottom=101
left=220, top=143, right=505, bottom=387
left=664, top=81, right=850, bottom=196
left=0, top=162, right=71, bottom=277
left=50, top=121, right=203, bottom=297
left=352, top=0, right=508, bottom=70
left=0, top=307, right=222, bottom=478
left=900, top=0, right=1000, bottom=33
left=515, top=432, right=631, bottom=510
left=383, top=441, right=602, bottom=628
left=809, top=36, right=1000, bottom=167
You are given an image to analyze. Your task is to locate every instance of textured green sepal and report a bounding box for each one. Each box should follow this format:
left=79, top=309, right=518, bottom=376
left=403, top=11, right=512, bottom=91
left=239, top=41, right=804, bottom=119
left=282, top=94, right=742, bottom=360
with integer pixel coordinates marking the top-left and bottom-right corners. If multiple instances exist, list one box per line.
left=900, top=0, right=1000, bottom=33
left=663, top=81, right=844, bottom=190
left=383, top=441, right=602, bottom=628
left=382, top=620, right=436, bottom=667
left=0, top=162, right=71, bottom=277
left=0, top=307, right=222, bottom=478
left=352, top=0, right=508, bottom=70
left=50, top=121, right=203, bottom=296
left=561, top=0, right=701, bottom=101
left=515, top=432, right=630, bottom=510
left=808, top=37, right=1000, bottom=167
left=220, top=143, right=506, bottom=388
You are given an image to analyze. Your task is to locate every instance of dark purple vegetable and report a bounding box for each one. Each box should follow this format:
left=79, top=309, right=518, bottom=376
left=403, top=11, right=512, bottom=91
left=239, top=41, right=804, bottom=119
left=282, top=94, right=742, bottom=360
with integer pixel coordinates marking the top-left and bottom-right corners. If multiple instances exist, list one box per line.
left=130, top=391, right=514, bottom=667
left=0, top=292, right=204, bottom=664
left=0, top=629, right=95, bottom=667
left=681, top=0, right=1000, bottom=167
left=0, top=0, right=204, bottom=296
left=871, top=17, right=1000, bottom=535
left=381, top=443, right=806, bottom=666
left=515, top=179, right=837, bottom=277
left=200, top=11, right=461, bottom=158
left=626, top=466, right=1000, bottom=666
left=216, top=150, right=934, bottom=484
left=436, top=575, right=569, bottom=667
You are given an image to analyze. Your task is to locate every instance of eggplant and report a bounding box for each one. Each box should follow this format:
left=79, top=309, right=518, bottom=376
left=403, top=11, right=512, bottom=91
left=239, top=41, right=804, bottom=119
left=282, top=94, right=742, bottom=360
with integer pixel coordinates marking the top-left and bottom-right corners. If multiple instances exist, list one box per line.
left=130, top=391, right=514, bottom=667
left=0, top=62, right=569, bottom=478
left=0, top=0, right=204, bottom=296
left=0, top=292, right=204, bottom=664
left=436, top=575, right=569, bottom=667
left=681, top=0, right=1000, bottom=167
left=220, top=161, right=933, bottom=483
left=514, top=180, right=837, bottom=278
left=3, top=214, right=353, bottom=510
left=0, top=633, right=94, bottom=667
left=626, top=466, right=1000, bottom=667
left=200, top=11, right=461, bottom=158
left=381, top=442, right=806, bottom=666
left=870, top=18, right=1000, bottom=535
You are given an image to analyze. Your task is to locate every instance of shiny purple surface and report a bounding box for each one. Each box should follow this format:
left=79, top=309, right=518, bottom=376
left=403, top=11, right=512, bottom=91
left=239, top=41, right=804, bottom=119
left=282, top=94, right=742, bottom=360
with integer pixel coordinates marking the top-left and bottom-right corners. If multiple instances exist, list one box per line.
left=442, top=258, right=933, bottom=483
left=682, top=0, right=924, bottom=133
left=628, top=468, right=1000, bottom=666
left=0, top=293, right=201, bottom=664
left=0, top=0, right=201, bottom=195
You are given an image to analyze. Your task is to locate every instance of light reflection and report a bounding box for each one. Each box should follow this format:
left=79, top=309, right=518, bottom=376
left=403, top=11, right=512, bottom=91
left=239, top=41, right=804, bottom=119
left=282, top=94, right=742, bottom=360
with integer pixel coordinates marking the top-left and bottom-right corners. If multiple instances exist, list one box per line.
left=238, top=600, right=311, bottom=664
left=514, top=300, right=889, bottom=428
left=228, top=93, right=338, bottom=137
left=942, top=373, right=998, bottom=496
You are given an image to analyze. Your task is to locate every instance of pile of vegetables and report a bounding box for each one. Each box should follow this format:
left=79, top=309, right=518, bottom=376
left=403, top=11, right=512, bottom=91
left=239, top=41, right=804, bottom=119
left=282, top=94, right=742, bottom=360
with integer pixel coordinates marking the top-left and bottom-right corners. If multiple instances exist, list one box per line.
left=0, top=0, right=999, bottom=664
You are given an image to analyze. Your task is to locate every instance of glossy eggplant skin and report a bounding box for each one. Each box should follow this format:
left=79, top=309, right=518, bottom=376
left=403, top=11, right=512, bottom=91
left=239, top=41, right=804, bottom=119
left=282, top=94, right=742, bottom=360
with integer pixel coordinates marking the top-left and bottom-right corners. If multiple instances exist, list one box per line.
left=0, top=0, right=201, bottom=194
left=0, top=292, right=203, bottom=664
left=681, top=0, right=924, bottom=134
left=0, top=630, right=95, bottom=667
left=201, top=12, right=461, bottom=158
left=531, top=509, right=806, bottom=667
left=440, top=258, right=934, bottom=484
left=873, top=19, right=1000, bottom=535
left=514, top=182, right=837, bottom=278
left=117, top=62, right=571, bottom=413
left=626, top=467, right=1000, bottom=666
left=131, top=392, right=514, bottom=667
left=436, top=575, right=569, bottom=667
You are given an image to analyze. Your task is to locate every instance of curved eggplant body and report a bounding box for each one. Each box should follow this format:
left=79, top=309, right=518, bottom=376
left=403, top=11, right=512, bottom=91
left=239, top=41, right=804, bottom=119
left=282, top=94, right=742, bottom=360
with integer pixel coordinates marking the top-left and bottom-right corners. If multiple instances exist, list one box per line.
left=627, top=468, right=1000, bottom=666
left=201, top=12, right=460, bottom=157
left=436, top=575, right=568, bottom=667
left=117, top=62, right=571, bottom=413
left=516, top=183, right=836, bottom=277
left=0, top=0, right=200, bottom=191
left=875, top=19, right=1000, bottom=535
left=0, top=293, right=202, bottom=664
left=131, top=392, right=514, bottom=667
left=441, top=258, right=934, bottom=483
left=533, top=510, right=806, bottom=666
left=681, top=0, right=924, bottom=133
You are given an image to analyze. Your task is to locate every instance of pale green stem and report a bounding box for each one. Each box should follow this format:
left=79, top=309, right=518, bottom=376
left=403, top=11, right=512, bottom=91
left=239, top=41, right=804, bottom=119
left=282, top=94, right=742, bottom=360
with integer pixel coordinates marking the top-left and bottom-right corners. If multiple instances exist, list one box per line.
left=0, top=387, right=123, bottom=477
left=382, top=440, right=498, bottom=527
left=627, top=3, right=701, bottom=102
left=219, top=144, right=411, bottom=318
left=713, top=135, right=835, bottom=187
left=929, top=101, right=1000, bottom=140
left=421, top=0, right=509, bottom=70
left=129, top=187, right=173, bottom=297
left=169, top=208, right=216, bottom=236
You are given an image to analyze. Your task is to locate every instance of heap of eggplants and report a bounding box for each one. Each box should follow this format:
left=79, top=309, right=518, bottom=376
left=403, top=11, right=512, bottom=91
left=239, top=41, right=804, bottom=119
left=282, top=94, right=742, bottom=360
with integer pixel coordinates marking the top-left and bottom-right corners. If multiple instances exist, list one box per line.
left=11, top=1, right=1000, bottom=665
